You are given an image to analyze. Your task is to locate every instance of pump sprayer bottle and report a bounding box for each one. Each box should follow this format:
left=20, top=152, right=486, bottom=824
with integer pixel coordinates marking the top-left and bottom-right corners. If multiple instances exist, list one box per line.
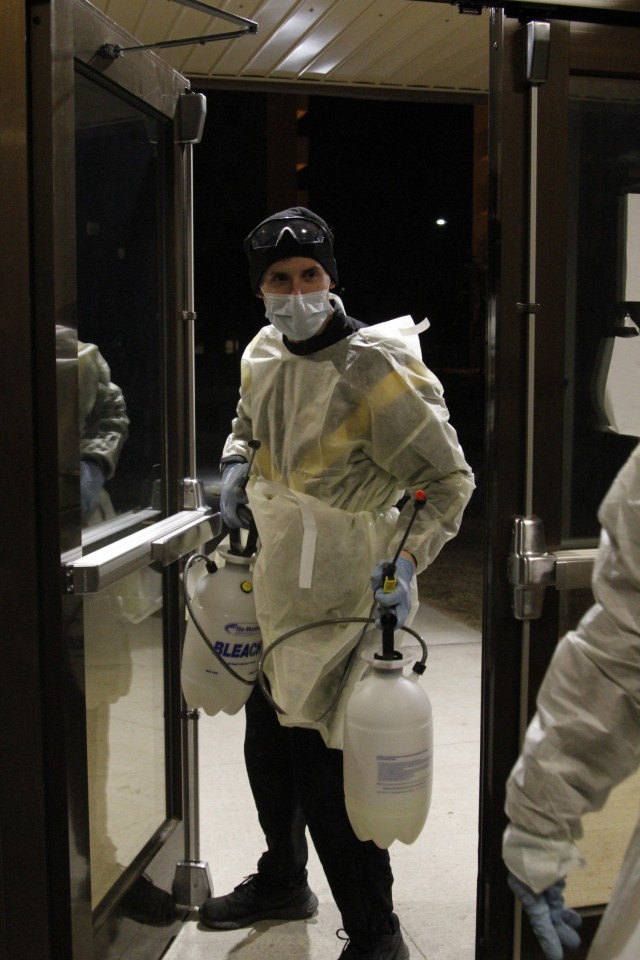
left=181, top=528, right=262, bottom=716
left=343, top=491, right=433, bottom=847
left=181, top=441, right=263, bottom=716
left=343, top=612, right=433, bottom=847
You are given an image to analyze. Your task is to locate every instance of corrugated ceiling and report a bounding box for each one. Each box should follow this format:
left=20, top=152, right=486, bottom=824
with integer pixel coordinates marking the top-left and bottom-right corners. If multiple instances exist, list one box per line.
left=90, top=0, right=490, bottom=98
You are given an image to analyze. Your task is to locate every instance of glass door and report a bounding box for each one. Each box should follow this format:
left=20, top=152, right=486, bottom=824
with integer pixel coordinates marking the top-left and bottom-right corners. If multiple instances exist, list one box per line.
left=70, top=75, right=167, bottom=912
left=479, top=10, right=640, bottom=959
left=28, top=0, right=216, bottom=956
left=562, top=75, right=640, bottom=916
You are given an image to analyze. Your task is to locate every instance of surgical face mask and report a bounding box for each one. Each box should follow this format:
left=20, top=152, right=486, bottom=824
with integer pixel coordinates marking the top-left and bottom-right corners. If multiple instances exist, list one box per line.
left=262, top=288, right=335, bottom=341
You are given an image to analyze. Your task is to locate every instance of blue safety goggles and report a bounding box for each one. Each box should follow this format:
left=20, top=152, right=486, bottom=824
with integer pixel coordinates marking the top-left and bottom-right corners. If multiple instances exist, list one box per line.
left=248, top=217, right=330, bottom=250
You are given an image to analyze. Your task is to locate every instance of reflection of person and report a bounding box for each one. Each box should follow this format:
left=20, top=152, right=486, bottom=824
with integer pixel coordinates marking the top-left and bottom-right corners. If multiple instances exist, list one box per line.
left=57, top=328, right=172, bottom=919
left=503, top=441, right=640, bottom=960
left=56, top=325, right=129, bottom=525
left=200, top=208, right=475, bottom=959
left=77, top=338, right=129, bottom=523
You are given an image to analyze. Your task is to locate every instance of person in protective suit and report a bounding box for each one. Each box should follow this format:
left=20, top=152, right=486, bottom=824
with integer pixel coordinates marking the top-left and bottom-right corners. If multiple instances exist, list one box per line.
left=56, top=325, right=130, bottom=526
left=503, top=440, right=640, bottom=960
left=200, top=208, right=475, bottom=959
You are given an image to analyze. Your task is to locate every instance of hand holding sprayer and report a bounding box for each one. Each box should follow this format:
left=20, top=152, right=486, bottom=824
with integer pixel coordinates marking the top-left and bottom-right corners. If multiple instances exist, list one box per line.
left=235, top=438, right=261, bottom=529
left=372, top=490, right=427, bottom=638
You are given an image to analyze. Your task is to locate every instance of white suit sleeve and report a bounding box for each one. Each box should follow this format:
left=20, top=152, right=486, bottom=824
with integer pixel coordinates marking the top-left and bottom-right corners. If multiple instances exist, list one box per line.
left=78, top=342, right=129, bottom=479
left=503, top=442, right=640, bottom=893
left=222, top=351, right=255, bottom=464
left=365, top=349, right=475, bottom=572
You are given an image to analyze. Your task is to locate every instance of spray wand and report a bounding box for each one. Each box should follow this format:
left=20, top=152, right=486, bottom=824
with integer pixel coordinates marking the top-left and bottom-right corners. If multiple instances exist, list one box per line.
left=378, top=490, right=427, bottom=662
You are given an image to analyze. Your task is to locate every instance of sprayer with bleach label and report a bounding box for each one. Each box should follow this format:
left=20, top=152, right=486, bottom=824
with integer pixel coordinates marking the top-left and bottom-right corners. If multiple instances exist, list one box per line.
left=181, top=442, right=263, bottom=716
left=257, top=490, right=433, bottom=849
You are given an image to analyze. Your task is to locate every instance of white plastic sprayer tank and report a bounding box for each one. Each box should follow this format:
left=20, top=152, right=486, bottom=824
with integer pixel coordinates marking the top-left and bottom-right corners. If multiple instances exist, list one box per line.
left=181, top=545, right=262, bottom=716
left=343, top=654, right=433, bottom=848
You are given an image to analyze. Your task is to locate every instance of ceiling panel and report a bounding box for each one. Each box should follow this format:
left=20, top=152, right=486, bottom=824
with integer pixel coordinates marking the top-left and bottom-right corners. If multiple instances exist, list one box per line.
left=91, top=0, right=490, bottom=97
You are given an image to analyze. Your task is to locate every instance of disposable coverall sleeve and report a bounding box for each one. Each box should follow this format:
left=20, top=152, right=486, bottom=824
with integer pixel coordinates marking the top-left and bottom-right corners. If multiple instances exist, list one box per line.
left=503, top=442, right=640, bottom=894
left=363, top=348, right=475, bottom=573
left=78, top=343, right=130, bottom=479
left=221, top=348, right=255, bottom=467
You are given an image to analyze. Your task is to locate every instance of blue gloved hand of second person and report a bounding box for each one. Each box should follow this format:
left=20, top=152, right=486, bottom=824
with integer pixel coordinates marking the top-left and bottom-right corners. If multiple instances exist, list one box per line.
left=508, top=873, right=582, bottom=960
left=80, top=459, right=106, bottom=521
left=220, top=461, right=250, bottom=529
left=370, top=556, right=414, bottom=630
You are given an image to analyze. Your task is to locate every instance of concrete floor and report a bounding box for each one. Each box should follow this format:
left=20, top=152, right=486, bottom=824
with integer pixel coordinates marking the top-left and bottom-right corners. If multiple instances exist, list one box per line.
left=165, top=603, right=481, bottom=960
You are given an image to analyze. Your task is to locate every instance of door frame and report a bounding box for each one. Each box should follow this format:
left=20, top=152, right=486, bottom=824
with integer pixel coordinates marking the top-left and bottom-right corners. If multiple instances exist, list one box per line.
left=0, top=1, right=68, bottom=955
left=479, top=8, right=640, bottom=959
left=0, top=0, right=198, bottom=955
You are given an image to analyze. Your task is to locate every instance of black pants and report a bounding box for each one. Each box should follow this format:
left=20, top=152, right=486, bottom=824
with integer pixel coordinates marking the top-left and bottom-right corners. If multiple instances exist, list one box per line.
left=244, top=685, right=395, bottom=950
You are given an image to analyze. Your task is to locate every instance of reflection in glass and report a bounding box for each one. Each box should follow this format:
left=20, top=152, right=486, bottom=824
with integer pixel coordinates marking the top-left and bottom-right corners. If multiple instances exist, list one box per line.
left=73, top=68, right=170, bottom=910
left=57, top=324, right=131, bottom=544
left=563, top=79, right=640, bottom=544
left=75, top=70, right=163, bottom=533
left=84, top=566, right=164, bottom=907
left=561, top=79, right=640, bottom=910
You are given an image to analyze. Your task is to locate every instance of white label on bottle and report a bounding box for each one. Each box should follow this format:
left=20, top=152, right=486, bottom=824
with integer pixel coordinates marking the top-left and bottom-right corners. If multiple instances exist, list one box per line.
left=376, top=748, right=432, bottom=794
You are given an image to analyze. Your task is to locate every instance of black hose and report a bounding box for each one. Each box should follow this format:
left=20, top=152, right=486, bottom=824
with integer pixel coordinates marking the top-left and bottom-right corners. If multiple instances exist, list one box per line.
left=258, top=614, right=428, bottom=717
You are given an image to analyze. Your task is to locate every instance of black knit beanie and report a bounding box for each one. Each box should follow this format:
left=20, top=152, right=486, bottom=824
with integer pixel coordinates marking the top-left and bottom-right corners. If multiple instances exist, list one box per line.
left=244, top=207, right=339, bottom=294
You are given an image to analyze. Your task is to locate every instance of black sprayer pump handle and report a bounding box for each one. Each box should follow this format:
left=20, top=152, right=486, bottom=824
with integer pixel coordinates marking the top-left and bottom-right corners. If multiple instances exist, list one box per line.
left=377, top=609, right=403, bottom=661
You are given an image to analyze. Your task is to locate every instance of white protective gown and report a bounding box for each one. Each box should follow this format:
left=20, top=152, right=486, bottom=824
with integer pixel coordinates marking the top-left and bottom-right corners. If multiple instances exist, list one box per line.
left=222, top=316, right=475, bottom=747
left=503, top=442, right=640, bottom=960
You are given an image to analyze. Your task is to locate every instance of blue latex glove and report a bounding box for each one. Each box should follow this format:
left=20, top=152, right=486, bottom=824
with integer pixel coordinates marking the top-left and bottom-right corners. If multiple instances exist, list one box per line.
left=80, top=459, right=106, bottom=521
left=220, top=462, right=251, bottom=529
left=508, top=873, right=582, bottom=960
left=370, top=556, right=414, bottom=630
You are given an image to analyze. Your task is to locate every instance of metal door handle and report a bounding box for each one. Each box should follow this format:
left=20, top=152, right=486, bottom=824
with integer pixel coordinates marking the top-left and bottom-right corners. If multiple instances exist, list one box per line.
left=553, top=548, right=598, bottom=589
left=508, top=516, right=596, bottom=620
left=151, top=511, right=221, bottom=566
left=64, top=509, right=221, bottom=595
